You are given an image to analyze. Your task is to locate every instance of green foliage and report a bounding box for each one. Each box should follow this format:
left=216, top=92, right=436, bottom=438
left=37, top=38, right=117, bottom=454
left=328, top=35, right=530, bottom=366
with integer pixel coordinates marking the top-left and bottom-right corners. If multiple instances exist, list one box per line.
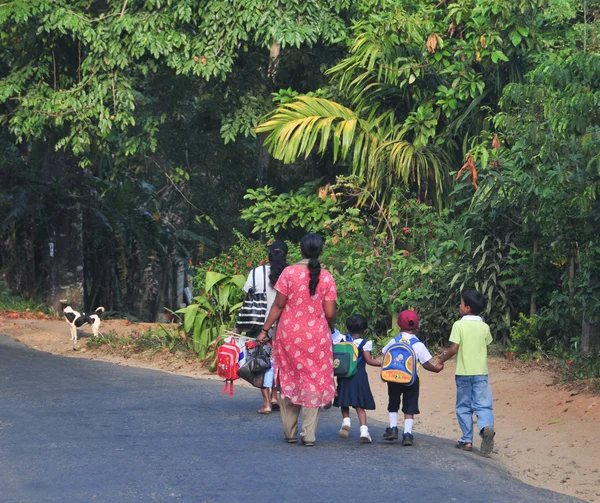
left=0, top=0, right=353, bottom=160
left=0, top=280, right=50, bottom=313
left=3, top=0, right=600, bottom=378
left=0, top=0, right=361, bottom=318
left=256, top=0, right=591, bottom=209
left=206, top=190, right=518, bottom=347
left=177, top=270, right=246, bottom=360
left=509, top=313, right=546, bottom=358
left=556, top=352, right=600, bottom=382
left=241, top=184, right=339, bottom=234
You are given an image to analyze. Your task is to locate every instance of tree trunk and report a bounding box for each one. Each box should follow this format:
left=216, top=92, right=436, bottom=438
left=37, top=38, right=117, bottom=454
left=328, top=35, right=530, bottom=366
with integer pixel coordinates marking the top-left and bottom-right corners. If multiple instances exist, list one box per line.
left=530, top=238, right=539, bottom=316
left=46, top=158, right=84, bottom=313
left=268, top=39, right=281, bottom=81
left=256, top=132, right=270, bottom=186
left=47, top=205, right=84, bottom=313
left=581, top=321, right=599, bottom=356
left=256, top=40, right=281, bottom=186
left=568, top=254, right=576, bottom=305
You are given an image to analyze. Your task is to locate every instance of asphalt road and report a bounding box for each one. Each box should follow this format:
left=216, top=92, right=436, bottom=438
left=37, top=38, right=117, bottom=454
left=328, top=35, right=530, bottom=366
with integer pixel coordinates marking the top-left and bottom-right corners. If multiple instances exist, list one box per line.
left=0, top=335, right=584, bottom=503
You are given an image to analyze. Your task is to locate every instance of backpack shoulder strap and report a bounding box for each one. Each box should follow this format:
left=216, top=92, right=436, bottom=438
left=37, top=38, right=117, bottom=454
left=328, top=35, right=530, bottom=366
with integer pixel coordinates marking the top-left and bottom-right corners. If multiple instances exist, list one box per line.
left=399, top=333, right=419, bottom=345
left=262, top=265, right=266, bottom=292
left=357, top=339, right=368, bottom=362
left=252, top=267, right=257, bottom=291
left=407, top=336, right=421, bottom=346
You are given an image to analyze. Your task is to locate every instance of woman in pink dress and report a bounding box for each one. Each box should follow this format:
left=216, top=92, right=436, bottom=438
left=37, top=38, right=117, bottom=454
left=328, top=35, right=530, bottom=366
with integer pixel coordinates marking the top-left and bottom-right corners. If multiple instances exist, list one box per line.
left=258, top=234, right=337, bottom=446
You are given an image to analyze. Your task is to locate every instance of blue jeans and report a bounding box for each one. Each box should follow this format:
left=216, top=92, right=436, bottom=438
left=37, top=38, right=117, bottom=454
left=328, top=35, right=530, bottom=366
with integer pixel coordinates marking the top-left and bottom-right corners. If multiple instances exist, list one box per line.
left=455, top=375, right=494, bottom=443
left=262, top=365, right=274, bottom=388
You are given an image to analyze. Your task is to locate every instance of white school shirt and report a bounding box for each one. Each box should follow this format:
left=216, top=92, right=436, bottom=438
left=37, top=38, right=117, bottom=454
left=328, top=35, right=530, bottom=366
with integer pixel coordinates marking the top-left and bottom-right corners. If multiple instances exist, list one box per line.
left=243, top=265, right=276, bottom=313
left=381, top=332, right=432, bottom=364
left=332, top=332, right=373, bottom=352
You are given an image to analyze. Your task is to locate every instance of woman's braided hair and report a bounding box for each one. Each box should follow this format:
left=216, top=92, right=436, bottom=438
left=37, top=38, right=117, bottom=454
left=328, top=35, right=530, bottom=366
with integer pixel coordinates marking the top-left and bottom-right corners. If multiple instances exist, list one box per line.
left=300, top=234, right=324, bottom=296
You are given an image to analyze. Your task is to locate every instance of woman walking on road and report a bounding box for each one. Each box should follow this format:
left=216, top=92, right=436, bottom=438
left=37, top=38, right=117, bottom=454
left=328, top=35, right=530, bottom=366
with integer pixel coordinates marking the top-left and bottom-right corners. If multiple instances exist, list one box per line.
left=237, top=240, right=289, bottom=414
left=258, top=234, right=337, bottom=446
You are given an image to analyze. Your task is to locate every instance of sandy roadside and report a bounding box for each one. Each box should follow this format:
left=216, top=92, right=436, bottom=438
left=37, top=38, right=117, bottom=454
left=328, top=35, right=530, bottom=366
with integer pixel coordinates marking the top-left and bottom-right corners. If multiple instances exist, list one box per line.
left=1, top=316, right=599, bottom=502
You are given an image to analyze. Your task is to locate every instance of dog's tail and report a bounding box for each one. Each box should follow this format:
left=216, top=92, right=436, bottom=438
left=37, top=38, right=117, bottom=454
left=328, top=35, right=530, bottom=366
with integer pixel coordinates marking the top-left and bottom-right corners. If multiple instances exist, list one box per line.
left=92, top=306, right=105, bottom=317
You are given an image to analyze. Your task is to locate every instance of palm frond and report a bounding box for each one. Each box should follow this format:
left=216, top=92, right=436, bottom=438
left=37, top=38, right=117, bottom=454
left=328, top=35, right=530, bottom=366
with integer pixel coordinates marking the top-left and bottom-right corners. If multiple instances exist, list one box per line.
left=256, top=96, right=452, bottom=209
left=256, top=96, right=376, bottom=165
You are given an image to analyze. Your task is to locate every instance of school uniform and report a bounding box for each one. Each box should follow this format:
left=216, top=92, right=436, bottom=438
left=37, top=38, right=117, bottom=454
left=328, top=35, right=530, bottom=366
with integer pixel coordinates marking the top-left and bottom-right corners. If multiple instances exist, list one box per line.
left=381, top=332, right=433, bottom=414
left=333, top=337, right=376, bottom=410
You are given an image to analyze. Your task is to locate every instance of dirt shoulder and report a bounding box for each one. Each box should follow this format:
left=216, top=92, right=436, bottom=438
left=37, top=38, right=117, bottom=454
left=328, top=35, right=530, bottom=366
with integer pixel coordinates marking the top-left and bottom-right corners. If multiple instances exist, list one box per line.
left=1, top=314, right=599, bottom=502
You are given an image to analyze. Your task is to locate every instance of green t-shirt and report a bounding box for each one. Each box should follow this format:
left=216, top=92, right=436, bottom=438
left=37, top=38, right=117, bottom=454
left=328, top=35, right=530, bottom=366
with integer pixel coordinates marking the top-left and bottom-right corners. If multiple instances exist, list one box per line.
left=449, top=316, right=492, bottom=375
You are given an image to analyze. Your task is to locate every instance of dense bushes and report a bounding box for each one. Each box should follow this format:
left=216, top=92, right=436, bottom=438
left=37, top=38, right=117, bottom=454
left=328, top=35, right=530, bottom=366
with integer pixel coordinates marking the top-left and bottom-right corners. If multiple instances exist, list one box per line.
left=190, top=185, right=516, bottom=349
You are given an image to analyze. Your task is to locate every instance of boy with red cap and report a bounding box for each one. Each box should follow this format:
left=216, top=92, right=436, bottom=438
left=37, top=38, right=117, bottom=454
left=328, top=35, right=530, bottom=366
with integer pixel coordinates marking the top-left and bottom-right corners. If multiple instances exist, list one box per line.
left=381, top=310, right=443, bottom=445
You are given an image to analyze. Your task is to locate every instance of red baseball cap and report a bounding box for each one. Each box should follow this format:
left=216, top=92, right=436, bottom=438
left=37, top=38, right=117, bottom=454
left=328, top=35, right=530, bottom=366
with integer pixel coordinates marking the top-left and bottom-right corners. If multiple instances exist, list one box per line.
left=398, top=310, right=419, bottom=331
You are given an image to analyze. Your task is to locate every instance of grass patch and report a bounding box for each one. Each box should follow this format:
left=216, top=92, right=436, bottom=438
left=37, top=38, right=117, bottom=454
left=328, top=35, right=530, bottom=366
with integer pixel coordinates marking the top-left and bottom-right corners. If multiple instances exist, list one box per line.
left=87, top=325, right=191, bottom=355
left=0, top=280, right=52, bottom=314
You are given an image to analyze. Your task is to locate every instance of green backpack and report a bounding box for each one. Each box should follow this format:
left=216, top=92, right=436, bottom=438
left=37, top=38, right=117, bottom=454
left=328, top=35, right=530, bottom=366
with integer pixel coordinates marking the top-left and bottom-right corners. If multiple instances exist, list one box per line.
left=333, top=336, right=366, bottom=378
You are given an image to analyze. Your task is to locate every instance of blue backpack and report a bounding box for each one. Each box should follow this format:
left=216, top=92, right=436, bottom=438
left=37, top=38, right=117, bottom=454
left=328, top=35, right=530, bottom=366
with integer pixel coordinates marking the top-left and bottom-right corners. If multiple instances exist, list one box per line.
left=381, top=335, right=420, bottom=385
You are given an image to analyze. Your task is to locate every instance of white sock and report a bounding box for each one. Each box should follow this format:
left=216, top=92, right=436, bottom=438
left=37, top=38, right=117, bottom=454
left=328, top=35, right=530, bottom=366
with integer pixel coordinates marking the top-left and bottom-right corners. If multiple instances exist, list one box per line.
left=404, top=418, right=414, bottom=434
left=389, top=412, right=398, bottom=428
left=342, top=417, right=351, bottom=426
left=360, top=425, right=369, bottom=432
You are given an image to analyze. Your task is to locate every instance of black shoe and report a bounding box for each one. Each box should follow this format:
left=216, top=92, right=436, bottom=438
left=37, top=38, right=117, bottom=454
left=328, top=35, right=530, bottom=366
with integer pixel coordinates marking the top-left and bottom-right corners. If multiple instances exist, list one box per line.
left=480, top=426, right=495, bottom=457
left=383, top=427, right=399, bottom=441
left=402, top=433, right=414, bottom=446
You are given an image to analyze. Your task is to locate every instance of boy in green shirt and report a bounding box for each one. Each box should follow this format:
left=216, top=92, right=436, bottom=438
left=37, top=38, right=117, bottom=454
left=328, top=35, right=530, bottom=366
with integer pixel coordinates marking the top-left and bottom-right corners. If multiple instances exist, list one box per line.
left=438, top=290, right=495, bottom=456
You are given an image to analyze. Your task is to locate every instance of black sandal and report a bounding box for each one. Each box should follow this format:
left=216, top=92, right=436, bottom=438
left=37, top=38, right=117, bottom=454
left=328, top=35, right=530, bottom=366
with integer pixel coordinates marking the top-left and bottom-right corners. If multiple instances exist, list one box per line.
left=271, top=402, right=280, bottom=411
left=455, top=441, right=473, bottom=451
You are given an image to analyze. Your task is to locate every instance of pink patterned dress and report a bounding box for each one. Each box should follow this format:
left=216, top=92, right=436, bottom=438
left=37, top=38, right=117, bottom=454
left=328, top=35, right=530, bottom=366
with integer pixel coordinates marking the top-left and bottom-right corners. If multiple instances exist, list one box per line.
left=273, top=265, right=337, bottom=407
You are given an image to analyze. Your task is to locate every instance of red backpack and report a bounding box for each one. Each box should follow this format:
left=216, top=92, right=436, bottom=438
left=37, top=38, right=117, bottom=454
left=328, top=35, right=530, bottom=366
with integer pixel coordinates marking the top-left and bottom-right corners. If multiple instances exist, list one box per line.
left=217, top=340, right=241, bottom=396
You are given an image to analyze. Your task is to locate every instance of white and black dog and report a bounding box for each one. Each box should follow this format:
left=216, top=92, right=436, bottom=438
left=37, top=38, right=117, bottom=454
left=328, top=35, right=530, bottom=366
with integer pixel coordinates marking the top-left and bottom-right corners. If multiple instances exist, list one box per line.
left=62, top=304, right=105, bottom=344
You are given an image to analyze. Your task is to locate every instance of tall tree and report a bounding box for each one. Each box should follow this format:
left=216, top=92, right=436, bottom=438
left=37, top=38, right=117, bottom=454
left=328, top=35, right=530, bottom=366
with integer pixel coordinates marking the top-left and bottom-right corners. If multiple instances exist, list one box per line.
left=256, top=0, right=579, bottom=209
left=0, top=0, right=354, bottom=313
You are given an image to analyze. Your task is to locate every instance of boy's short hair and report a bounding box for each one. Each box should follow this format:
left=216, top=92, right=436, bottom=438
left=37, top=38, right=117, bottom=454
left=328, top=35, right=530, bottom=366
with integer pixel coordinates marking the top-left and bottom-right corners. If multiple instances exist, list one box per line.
left=346, top=314, right=368, bottom=334
left=462, top=290, right=486, bottom=315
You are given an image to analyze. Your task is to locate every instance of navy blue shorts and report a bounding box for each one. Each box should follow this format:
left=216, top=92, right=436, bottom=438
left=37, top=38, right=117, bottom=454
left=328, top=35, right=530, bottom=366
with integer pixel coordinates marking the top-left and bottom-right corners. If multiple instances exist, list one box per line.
left=387, top=379, right=420, bottom=415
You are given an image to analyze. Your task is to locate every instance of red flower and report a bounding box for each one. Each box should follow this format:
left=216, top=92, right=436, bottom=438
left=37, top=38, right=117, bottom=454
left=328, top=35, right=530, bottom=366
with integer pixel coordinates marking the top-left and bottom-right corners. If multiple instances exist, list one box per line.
left=567, top=360, right=573, bottom=365
left=405, top=203, right=410, bottom=208
left=349, top=288, right=353, bottom=292
left=404, top=250, right=410, bottom=257
left=417, top=198, right=421, bottom=204
left=325, top=224, right=330, bottom=229
left=373, top=306, right=377, bottom=310
left=247, top=262, right=252, bottom=267
left=189, top=260, right=193, bottom=265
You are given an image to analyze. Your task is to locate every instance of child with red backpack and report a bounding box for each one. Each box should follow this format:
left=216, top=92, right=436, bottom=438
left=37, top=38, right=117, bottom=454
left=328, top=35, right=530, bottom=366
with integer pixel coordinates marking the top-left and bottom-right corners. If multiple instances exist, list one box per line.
left=380, top=310, right=443, bottom=445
